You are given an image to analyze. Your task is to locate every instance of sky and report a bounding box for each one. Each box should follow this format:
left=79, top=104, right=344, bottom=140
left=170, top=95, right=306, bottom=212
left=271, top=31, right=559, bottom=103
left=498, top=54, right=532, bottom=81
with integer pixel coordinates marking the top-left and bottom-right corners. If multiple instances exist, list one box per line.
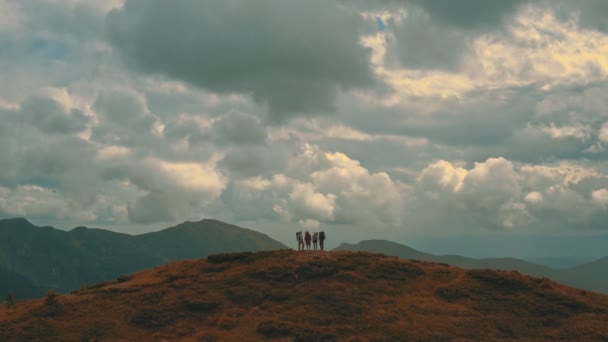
left=1, top=0, right=608, bottom=257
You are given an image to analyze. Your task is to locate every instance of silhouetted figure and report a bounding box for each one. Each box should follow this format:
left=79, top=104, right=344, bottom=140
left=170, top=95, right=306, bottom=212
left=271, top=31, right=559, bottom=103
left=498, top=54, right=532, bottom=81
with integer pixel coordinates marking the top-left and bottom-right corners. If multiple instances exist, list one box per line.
left=312, top=232, right=318, bottom=250
left=296, top=231, right=304, bottom=251
left=304, top=231, right=312, bottom=250
left=319, top=231, right=326, bottom=250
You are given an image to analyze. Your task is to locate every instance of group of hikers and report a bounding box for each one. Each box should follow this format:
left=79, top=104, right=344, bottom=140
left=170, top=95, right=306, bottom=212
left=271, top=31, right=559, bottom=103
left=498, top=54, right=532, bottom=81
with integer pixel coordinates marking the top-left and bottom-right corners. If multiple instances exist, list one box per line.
left=296, top=231, right=326, bottom=251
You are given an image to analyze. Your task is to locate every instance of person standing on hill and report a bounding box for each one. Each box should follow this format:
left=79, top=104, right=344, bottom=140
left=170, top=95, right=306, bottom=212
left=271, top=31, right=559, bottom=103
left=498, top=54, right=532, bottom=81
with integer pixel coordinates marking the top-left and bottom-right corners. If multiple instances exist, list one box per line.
left=296, top=231, right=304, bottom=251
left=312, top=232, right=318, bottom=250
left=304, top=231, right=312, bottom=250
left=319, top=231, right=326, bottom=250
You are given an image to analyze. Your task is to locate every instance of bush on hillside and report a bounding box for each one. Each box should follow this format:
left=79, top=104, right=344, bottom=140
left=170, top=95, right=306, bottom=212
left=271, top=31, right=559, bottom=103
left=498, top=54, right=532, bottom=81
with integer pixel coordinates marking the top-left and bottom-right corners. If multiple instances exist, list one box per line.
left=44, top=289, right=59, bottom=307
left=5, top=292, right=14, bottom=307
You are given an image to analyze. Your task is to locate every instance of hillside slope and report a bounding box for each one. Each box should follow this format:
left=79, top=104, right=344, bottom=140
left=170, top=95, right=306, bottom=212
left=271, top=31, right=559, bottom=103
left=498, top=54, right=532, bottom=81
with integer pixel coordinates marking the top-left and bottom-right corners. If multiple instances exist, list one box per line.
left=1, top=250, right=607, bottom=341
left=0, top=218, right=285, bottom=297
left=0, top=268, right=45, bottom=299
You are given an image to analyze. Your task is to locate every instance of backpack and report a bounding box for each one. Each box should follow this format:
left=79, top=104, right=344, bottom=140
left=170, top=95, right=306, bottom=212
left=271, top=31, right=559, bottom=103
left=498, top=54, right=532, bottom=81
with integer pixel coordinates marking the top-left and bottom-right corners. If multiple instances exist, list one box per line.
left=319, top=231, right=325, bottom=240
left=312, top=232, right=318, bottom=241
left=296, top=232, right=303, bottom=241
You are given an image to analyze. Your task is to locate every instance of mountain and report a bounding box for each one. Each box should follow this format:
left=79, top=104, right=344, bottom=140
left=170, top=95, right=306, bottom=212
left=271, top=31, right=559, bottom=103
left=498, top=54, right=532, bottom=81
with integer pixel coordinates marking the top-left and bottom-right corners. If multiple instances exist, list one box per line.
left=335, top=240, right=555, bottom=274
left=526, top=256, right=592, bottom=269
left=1, top=250, right=607, bottom=340
left=0, top=268, right=45, bottom=299
left=0, top=218, right=285, bottom=298
left=335, top=240, right=434, bottom=260
left=558, top=257, right=608, bottom=294
left=334, top=240, right=588, bottom=293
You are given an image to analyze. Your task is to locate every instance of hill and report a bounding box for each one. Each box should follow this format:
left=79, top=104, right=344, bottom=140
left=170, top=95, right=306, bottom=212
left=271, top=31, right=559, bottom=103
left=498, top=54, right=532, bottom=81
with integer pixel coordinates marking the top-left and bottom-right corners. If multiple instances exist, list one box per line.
left=334, top=240, right=556, bottom=276
left=559, top=257, right=608, bottom=294
left=0, top=218, right=285, bottom=298
left=1, top=250, right=607, bottom=341
left=333, top=240, right=608, bottom=293
left=0, top=268, right=45, bottom=299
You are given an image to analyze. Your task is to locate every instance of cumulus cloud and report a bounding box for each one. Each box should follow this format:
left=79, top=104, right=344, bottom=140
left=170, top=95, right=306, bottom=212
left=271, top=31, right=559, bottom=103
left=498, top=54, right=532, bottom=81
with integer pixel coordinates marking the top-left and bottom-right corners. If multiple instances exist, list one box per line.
left=592, top=189, right=608, bottom=207
left=101, top=154, right=227, bottom=224
left=414, top=157, right=608, bottom=230
left=410, top=0, right=526, bottom=30
left=3, top=0, right=608, bottom=241
left=228, top=145, right=405, bottom=227
left=0, top=184, right=96, bottom=222
left=106, top=0, right=374, bottom=121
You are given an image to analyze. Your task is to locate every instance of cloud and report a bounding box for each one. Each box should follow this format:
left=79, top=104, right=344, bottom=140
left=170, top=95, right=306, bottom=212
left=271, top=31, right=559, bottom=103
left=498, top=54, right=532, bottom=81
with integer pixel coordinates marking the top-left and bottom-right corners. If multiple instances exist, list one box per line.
left=599, top=123, right=608, bottom=143
left=101, top=155, right=227, bottom=224
left=19, top=93, right=89, bottom=135
left=0, top=184, right=96, bottom=222
left=410, top=0, right=526, bottom=30
left=92, top=89, right=161, bottom=146
left=106, top=0, right=374, bottom=121
left=387, top=6, right=469, bottom=70
left=414, top=157, right=608, bottom=230
left=289, top=182, right=336, bottom=221
left=229, top=145, right=406, bottom=226
left=211, top=112, right=266, bottom=146
left=592, top=189, right=608, bottom=207
left=555, top=0, right=608, bottom=32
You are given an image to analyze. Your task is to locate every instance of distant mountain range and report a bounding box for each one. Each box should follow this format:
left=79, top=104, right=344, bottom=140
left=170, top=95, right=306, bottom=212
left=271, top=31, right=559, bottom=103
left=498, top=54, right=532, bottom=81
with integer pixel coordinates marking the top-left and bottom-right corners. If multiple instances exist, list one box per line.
left=2, top=217, right=607, bottom=300
left=334, top=240, right=608, bottom=294
left=0, top=218, right=285, bottom=299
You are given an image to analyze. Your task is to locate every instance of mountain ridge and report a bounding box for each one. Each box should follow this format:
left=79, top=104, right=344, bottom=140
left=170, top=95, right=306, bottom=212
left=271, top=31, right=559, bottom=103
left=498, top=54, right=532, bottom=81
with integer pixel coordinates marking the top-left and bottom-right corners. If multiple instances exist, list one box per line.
left=334, top=239, right=608, bottom=294
left=0, top=217, right=286, bottom=298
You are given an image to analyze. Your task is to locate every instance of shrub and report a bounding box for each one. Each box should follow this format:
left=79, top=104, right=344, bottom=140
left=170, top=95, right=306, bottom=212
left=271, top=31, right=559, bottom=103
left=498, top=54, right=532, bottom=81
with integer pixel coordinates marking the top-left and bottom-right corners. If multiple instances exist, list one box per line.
left=116, top=274, right=133, bottom=283
left=44, top=289, right=59, bottom=307
left=88, top=280, right=115, bottom=289
left=468, top=269, right=529, bottom=292
left=32, top=289, right=61, bottom=317
left=435, top=286, right=469, bottom=302
left=6, top=292, right=14, bottom=307
left=183, top=299, right=221, bottom=312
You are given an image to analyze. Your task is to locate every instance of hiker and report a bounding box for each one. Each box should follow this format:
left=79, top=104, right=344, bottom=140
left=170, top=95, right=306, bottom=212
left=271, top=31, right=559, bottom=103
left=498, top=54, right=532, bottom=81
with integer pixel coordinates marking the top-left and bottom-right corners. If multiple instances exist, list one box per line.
left=296, top=231, right=304, bottom=251
left=312, top=232, right=318, bottom=250
left=319, top=231, right=326, bottom=250
left=304, top=231, right=312, bottom=250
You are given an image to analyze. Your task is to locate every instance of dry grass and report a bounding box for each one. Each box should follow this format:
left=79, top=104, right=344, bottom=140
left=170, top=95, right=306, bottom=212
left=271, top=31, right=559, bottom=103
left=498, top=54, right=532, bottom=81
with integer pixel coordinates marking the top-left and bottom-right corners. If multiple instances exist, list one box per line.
left=0, top=250, right=607, bottom=341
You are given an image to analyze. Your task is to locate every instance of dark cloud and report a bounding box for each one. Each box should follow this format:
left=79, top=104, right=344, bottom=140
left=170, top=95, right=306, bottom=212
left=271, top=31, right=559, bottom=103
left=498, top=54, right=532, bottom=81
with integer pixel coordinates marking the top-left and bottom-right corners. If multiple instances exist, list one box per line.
left=212, top=112, right=266, bottom=146
left=17, top=0, right=107, bottom=42
left=389, top=8, right=468, bottom=70
left=92, top=90, right=158, bottom=147
left=106, top=0, right=374, bottom=121
left=553, top=0, right=608, bottom=32
left=19, top=95, right=89, bottom=135
left=219, top=146, right=283, bottom=177
left=411, top=0, right=526, bottom=30
left=378, top=0, right=526, bottom=70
